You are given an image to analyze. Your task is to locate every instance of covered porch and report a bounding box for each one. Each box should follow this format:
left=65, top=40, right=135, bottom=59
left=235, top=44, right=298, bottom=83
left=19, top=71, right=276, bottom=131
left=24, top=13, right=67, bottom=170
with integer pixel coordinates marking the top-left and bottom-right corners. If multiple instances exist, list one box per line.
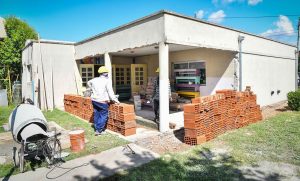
left=76, top=43, right=237, bottom=132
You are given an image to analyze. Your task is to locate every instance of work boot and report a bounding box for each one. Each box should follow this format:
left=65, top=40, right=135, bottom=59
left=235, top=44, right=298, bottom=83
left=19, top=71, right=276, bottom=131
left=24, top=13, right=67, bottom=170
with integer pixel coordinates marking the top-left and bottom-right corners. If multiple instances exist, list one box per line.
left=95, top=130, right=101, bottom=136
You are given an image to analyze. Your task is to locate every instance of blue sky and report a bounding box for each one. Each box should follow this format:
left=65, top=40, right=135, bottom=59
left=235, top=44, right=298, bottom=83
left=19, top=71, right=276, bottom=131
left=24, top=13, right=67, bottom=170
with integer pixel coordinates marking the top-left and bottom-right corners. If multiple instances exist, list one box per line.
left=0, top=0, right=299, bottom=45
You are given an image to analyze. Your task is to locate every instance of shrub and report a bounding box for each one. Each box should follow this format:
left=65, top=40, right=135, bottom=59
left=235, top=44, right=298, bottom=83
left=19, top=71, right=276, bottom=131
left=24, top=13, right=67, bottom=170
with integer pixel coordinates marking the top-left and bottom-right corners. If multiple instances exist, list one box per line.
left=287, top=90, right=300, bottom=111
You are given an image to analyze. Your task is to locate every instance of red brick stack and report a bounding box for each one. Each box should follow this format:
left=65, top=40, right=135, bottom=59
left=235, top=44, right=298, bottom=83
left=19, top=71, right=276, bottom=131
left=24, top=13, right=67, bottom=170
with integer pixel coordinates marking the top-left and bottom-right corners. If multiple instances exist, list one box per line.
left=64, top=95, right=137, bottom=136
left=64, top=94, right=93, bottom=122
left=107, top=103, right=136, bottom=136
left=183, top=89, right=262, bottom=145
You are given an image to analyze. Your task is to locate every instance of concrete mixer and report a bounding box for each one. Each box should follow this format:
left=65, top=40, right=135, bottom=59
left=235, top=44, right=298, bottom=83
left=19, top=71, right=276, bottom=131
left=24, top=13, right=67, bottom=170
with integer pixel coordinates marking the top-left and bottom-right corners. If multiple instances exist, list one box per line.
left=9, top=102, right=62, bottom=172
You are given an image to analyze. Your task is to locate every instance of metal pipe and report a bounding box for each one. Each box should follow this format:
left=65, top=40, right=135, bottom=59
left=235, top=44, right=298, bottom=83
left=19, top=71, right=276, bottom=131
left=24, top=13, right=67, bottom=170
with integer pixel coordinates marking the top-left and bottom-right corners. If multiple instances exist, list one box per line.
left=238, top=35, right=245, bottom=91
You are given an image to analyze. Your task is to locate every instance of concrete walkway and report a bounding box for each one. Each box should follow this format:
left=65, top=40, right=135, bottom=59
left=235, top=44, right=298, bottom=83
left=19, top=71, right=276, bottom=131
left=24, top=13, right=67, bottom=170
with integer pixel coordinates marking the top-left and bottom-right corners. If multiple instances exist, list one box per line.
left=1, top=143, right=160, bottom=181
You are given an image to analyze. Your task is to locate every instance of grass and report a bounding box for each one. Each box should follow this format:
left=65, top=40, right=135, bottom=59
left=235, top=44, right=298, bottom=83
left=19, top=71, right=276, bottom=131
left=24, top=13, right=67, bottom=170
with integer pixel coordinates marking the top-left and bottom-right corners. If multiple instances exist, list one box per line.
left=108, top=111, right=300, bottom=180
left=0, top=105, right=15, bottom=133
left=0, top=106, right=128, bottom=178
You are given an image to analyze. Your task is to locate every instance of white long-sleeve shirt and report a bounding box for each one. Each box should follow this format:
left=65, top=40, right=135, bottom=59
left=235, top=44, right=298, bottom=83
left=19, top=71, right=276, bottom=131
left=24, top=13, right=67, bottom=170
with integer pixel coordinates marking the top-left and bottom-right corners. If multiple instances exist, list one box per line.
left=87, top=76, right=118, bottom=103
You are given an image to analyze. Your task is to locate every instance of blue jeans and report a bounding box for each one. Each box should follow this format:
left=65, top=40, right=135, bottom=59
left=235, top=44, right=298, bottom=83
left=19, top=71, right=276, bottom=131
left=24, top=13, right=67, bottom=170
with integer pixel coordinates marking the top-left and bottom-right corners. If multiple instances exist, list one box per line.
left=92, top=101, right=109, bottom=132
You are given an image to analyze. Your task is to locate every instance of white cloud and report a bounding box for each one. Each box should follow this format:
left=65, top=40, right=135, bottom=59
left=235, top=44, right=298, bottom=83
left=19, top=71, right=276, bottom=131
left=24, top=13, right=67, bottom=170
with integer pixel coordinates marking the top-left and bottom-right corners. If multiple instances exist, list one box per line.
left=208, top=10, right=226, bottom=23
left=195, top=10, right=205, bottom=19
left=223, top=0, right=236, bottom=3
left=261, top=15, right=294, bottom=37
left=213, top=0, right=262, bottom=6
left=248, top=0, right=262, bottom=5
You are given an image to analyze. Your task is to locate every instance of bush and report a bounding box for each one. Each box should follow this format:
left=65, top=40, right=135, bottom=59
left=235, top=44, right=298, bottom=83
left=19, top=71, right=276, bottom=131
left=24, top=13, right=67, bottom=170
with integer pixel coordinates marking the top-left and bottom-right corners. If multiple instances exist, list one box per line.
left=287, top=90, right=300, bottom=111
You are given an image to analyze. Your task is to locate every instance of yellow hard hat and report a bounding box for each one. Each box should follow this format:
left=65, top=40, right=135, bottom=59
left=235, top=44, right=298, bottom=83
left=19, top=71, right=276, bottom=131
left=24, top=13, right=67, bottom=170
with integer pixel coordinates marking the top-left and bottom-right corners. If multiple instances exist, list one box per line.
left=156, top=67, right=159, bottom=73
left=98, top=66, right=109, bottom=74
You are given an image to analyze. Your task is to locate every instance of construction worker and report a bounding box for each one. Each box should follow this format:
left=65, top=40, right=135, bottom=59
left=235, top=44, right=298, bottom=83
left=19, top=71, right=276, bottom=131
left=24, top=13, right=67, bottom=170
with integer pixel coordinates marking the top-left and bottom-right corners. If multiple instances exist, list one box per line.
left=152, top=67, right=171, bottom=123
left=87, top=66, right=119, bottom=136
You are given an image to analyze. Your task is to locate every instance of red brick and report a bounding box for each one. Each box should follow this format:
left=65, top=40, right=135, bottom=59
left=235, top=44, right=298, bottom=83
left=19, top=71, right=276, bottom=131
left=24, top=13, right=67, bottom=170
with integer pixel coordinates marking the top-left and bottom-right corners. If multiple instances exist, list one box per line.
left=114, top=120, right=136, bottom=129
left=117, top=113, right=136, bottom=122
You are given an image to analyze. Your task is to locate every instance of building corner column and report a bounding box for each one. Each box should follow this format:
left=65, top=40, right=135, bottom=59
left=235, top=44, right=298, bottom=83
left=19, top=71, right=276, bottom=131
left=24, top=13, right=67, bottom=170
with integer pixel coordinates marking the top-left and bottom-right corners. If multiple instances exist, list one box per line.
left=104, top=52, right=112, bottom=81
left=159, top=42, right=170, bottom=132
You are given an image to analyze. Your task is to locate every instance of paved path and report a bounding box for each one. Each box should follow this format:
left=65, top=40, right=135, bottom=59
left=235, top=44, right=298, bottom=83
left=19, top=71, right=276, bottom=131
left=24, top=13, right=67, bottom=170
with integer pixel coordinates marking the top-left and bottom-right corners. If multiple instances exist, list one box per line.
left=1, top=143, right=160, bottom=181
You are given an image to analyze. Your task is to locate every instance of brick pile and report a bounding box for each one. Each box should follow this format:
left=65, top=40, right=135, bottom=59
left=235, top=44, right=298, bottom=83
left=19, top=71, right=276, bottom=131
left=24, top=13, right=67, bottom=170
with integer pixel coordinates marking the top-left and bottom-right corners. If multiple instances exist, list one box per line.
left=107, top=103, right=136, bottom=136
left=183, top=89, right=262, bottom=145
left=64, top=94, right=93, bottom=122
left=64, top=94, right=136, bottom=136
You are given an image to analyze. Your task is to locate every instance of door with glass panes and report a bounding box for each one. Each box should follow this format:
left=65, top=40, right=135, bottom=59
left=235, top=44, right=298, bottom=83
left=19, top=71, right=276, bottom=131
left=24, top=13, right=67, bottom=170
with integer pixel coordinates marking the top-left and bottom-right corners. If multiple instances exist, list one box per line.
left=80, top=64, right=94, bottom=87
left=112, top=64, right=131, bottom=92
left=131, top=64, right=147, bottom=93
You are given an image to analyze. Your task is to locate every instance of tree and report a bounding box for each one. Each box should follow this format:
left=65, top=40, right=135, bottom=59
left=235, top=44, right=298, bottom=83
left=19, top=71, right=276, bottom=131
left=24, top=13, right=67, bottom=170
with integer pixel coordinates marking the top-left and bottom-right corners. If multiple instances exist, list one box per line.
left=0, top=16, right=37, bottom=87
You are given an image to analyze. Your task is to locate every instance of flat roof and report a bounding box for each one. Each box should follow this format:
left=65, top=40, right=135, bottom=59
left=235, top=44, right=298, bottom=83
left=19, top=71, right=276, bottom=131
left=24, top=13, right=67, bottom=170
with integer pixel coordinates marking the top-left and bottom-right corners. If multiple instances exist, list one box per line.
left=23, top=39, right=75, bottom=50
left=76, top=10, right=296, bottom=48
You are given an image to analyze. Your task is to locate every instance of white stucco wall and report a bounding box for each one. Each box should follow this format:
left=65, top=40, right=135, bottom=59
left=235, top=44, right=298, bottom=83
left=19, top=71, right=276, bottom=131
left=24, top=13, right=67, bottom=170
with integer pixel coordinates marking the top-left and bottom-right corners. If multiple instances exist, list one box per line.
left=242, top=54, right=295, bottom=106
left=164, top=14, right=295, bottom=59
left=75, top=15, right=165, bottom=60
left=22, top=41, right=79, bottom=110
left=163, top=13, right=296, bottom=105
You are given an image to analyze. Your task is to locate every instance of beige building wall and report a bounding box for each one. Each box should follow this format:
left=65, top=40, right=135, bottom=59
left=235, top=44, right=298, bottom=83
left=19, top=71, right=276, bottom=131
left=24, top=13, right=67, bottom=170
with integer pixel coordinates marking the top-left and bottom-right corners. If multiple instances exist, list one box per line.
left=135, top=54, right=159, bottom=77
left=112, top=56, right=133, bottom=65
left=135, top=47, right=236, bottom=96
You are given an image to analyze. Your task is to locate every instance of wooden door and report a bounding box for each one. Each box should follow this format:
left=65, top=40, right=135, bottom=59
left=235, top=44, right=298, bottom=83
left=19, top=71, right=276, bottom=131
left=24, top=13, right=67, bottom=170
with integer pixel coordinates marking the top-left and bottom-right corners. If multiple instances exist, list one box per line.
left=131, top=64, right=147, bottom=93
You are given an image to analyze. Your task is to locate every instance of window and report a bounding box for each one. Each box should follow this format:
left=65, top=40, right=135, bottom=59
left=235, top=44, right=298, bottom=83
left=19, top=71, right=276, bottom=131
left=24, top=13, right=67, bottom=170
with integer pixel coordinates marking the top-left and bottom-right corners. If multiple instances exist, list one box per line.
left=113, top=65, right=131, bottom=86
left=173, top=61, right=206, bottom=85
left=80, top=64, right=94, bottom=87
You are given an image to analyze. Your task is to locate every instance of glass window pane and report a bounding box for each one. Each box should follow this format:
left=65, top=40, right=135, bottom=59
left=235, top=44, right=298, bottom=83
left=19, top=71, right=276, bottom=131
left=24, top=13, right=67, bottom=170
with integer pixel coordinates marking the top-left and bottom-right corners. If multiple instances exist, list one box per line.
left=88, top=73, right=92, bottom=76
left=82, top=68, right=86, bottom=72
left=82, top=73, right=86, bottom=77
left=140, top=67, right=143, bottom=71
left=140, top=81, right=143, bottom=85
left=88, top=68, right=92, bottom=71
left=140, top=72, right=143, bottom=76
left=135, top=72, right=139, bottom=76
left=82, top=78, right=86, bottom=82
left=136, top=77, right=139, bottom=81
left=140, top=77, right=143, bottom=80
left=136, top=82, right=139, bottom=85
left=135, top=67, right=139, bottom=71
left=83, top=82, right=86, bottom=86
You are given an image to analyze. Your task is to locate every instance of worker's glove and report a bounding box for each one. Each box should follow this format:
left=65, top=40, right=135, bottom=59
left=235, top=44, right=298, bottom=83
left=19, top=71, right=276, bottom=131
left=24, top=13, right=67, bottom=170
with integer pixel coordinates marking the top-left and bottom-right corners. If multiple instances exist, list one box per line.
left=114, top=99, right=120, bottom=104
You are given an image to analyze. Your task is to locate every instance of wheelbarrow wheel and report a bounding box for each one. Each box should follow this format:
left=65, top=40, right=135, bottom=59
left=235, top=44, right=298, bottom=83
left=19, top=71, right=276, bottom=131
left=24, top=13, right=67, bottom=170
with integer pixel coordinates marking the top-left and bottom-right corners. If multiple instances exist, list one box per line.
left=12, top=147, right=19, bottom=167
left=19, top=141, right=25, bottom=173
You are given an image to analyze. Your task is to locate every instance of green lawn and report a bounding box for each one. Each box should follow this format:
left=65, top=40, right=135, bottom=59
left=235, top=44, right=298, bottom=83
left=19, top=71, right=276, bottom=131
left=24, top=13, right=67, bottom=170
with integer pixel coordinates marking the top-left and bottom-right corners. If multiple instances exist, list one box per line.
left=108, top=111, right=300, bottom=180
left=0, top=106, right=128, bottom=178
left=0, top=105, right=15, bottom=133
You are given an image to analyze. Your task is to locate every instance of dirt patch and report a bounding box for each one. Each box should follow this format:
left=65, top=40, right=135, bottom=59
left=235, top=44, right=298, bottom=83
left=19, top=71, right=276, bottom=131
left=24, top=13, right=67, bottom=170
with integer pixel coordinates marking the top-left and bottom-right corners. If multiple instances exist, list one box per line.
left=261, top=101, right=291, bottom=119
left=134, top=129, right=191, bottom=154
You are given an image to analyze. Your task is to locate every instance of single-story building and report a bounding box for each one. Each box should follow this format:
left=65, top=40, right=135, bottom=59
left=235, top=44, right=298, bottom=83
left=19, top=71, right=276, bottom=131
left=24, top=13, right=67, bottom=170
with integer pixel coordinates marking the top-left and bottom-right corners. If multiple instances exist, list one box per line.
left=22, top=10, right=298, bottom=132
